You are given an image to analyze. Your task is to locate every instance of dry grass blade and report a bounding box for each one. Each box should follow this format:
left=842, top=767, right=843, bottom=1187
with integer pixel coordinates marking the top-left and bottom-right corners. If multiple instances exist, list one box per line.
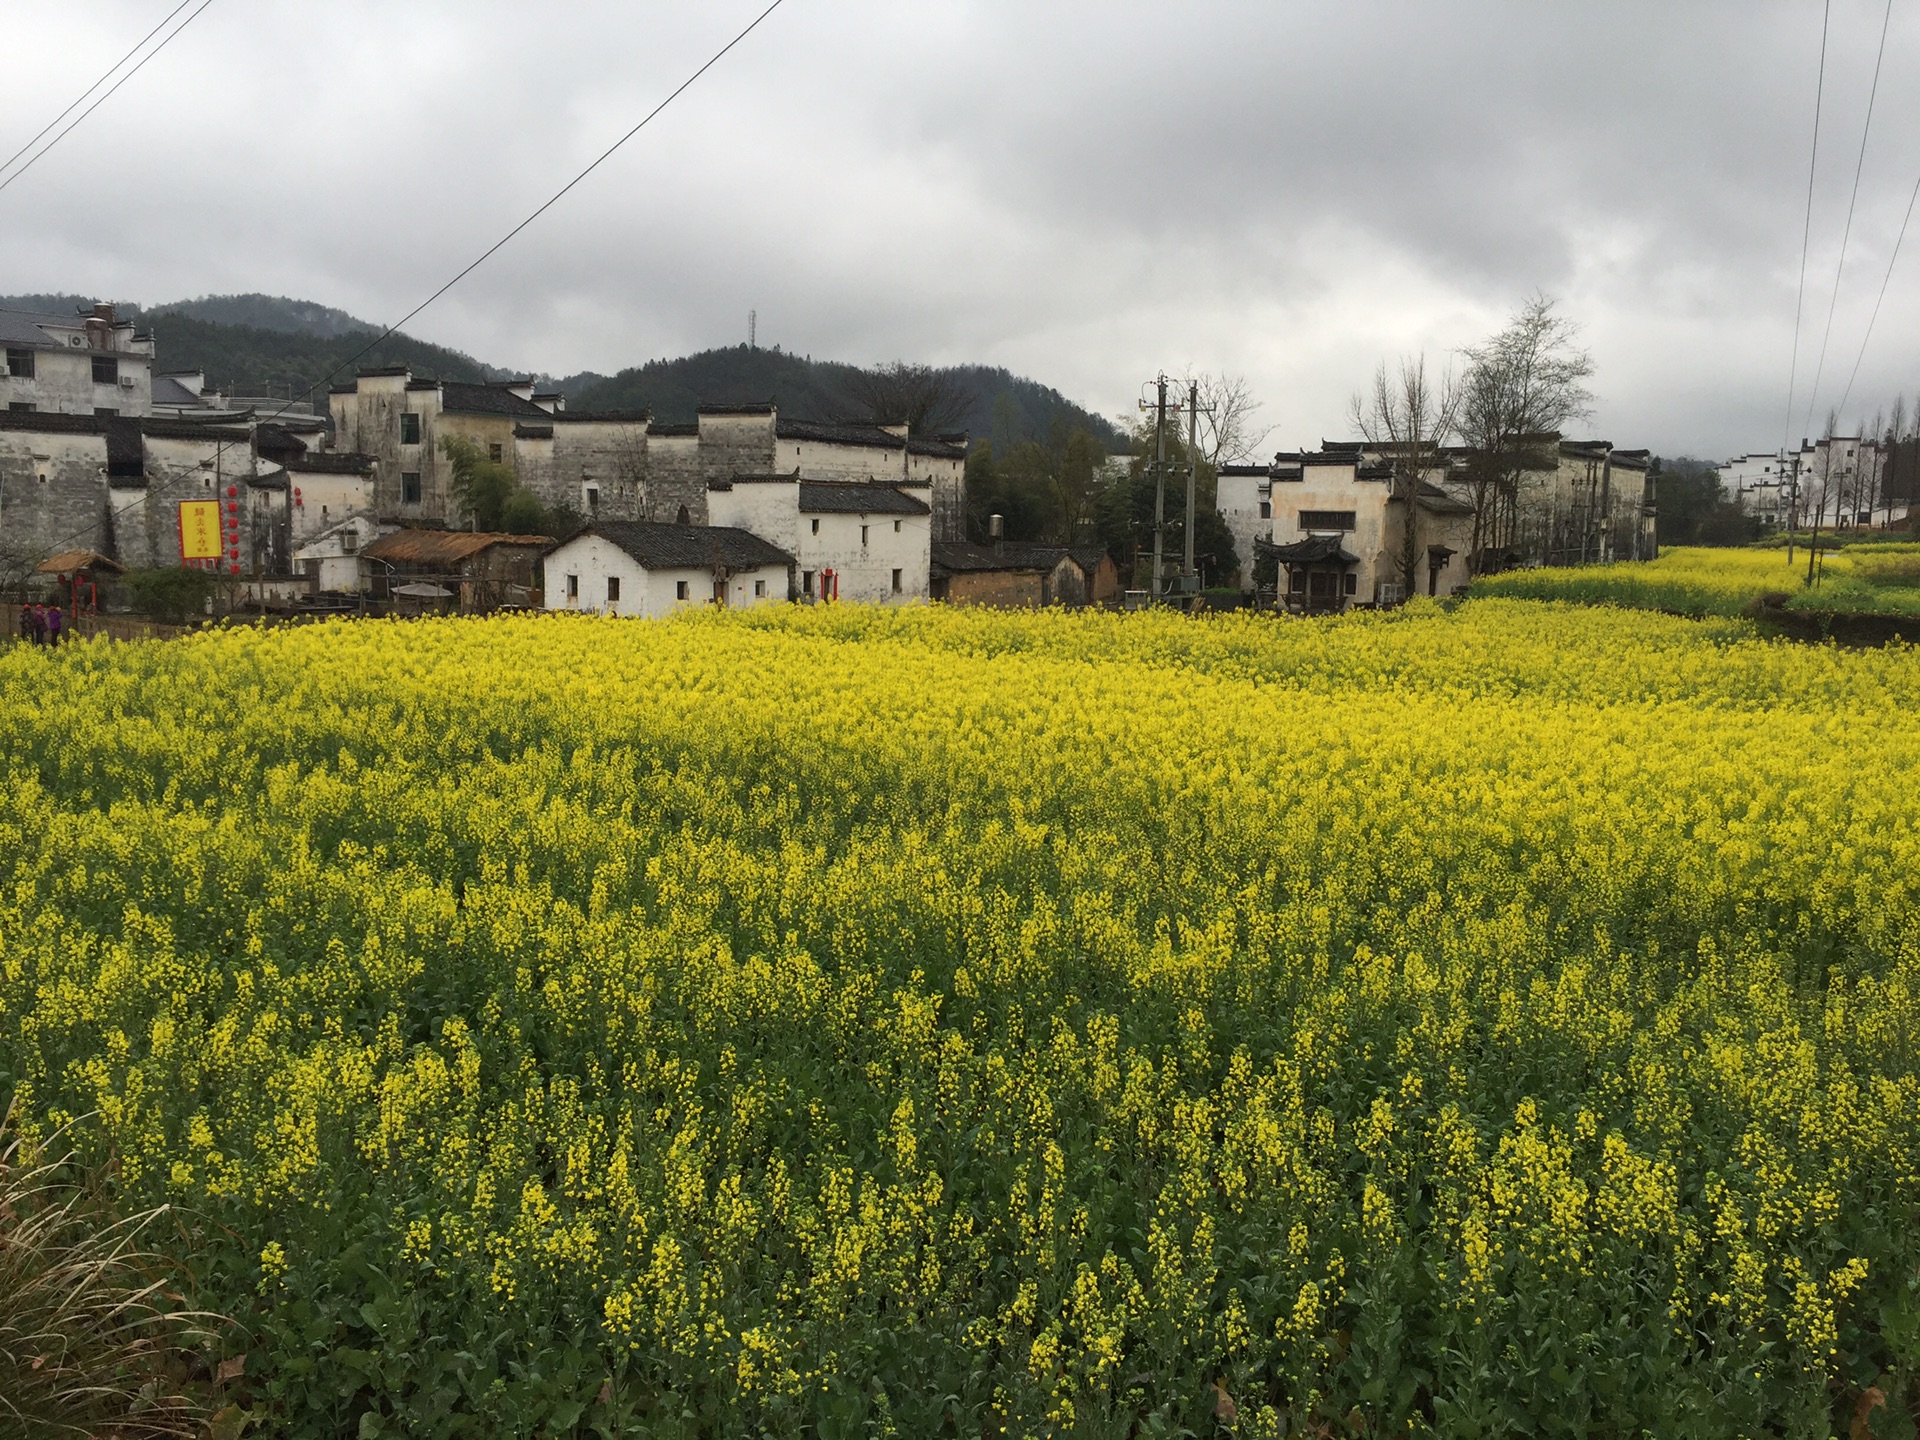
left=0, top=1102, right=220, bottom=1439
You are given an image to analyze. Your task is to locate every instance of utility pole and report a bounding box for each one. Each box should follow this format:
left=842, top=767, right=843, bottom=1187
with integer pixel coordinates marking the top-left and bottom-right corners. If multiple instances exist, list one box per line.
left=1785, top=446, right=1799, bottom=568
left=749, top=310, right=756, bottom=349
left=1151, top=374, right=1167, bottom=602
left=1184, top=379, right=1198, bottom=596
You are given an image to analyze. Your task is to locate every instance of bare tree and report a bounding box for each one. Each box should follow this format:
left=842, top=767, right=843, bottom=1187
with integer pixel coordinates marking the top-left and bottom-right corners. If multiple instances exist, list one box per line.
left=1351, top=354, right=1461, bottom=597
left=1182, top=371, right=1276, bottom=466
left=842, top=363, right=971, bottom=437
left=1456, top=294, right=1595, bottom=568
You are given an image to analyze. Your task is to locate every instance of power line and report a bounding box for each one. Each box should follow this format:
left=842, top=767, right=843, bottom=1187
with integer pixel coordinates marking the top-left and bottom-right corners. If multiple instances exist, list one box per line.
left=1784, top=0, right=1832, bottom=455
left=1834, top=163, right=1920, bottom=420
left=21, top=0, right=791, bottom=567
left=0, top=1, right=214, bottom=201
left=0, top=0, right=196, bottom=184
left=1801, top=0, right=1895, bottom=435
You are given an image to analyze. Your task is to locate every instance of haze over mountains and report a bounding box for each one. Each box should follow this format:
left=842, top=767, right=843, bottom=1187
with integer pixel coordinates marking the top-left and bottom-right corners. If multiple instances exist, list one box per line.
left=0, top=292, right=1125, bottom=449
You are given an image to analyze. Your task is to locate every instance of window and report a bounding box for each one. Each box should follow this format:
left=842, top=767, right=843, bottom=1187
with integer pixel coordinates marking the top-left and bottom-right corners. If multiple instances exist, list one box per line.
left=8, top=402, right=34, bottom=413
left=891, top=568, right=902, bottom=594
left=401, top=471, right=422, bottom=504
left=1259, top=501, right=1271, bottom=519
left=400, top=413, right=421, bottom=445
left=342, top=530, right=358, bottom=555
left=675, top=580, right=690, bottom=601
left=893, top=520, right=901, bottom=532
left=586, top=486, right=600, bottom=514
left=489, top=442, right=503, bottom=463
left=91, top=356, right=118, bottom=384
left=802, top=569, right=815, bottom=596
left=606, top=575, right=620, bottom=603
left=751, top=579, right=765, bottom=597
left=566, top=574, right=579, bottom=600
left=810, top=518, right=820, bottom=534
left=93, top=406, right=118, bottom=417
left=4, top=348, right=32, bottom=378
left=1299, top=510, right=1357, bottom=531
left=860, top=524, right=869, bottom=546
left=1343, top=572, right=1358, bottom=595
left=1288, top=570, right=1305, bottom=594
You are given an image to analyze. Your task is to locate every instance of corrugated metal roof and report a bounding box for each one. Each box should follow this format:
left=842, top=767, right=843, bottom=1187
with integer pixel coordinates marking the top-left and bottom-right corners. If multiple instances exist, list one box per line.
left=362, top=530, right=552, bottom=565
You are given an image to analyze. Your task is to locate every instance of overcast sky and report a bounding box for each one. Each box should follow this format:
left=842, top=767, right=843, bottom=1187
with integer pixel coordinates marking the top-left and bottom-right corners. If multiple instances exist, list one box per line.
left=6, top=0, right=1920, bottom=457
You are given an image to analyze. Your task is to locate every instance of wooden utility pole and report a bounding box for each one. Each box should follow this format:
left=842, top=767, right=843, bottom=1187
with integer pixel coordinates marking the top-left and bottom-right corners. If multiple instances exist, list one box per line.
left=1184, top=380, right=1198, bottom=594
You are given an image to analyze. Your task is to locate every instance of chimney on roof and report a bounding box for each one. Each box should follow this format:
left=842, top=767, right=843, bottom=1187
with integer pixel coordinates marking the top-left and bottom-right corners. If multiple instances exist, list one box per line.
left=989, top=513, right=1004, bottom=552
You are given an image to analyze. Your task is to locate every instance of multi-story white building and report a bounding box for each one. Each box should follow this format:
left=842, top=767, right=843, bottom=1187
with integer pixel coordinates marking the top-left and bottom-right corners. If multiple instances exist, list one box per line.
left=1725, top=439, right=1904, bottom=529
left=0, top=303, right=155, bottom=417
left=1262, top=452, right=1475, bottom=610
left=705, top=474, right=933, bottom=603
left=1216, top=463, right=1273, bottom=591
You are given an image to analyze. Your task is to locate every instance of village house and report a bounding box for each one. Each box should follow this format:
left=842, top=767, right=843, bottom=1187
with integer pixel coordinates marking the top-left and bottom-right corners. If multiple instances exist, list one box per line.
left=0, top=409, right=272, bottom=582
left=706, top=473, right=932, bottom=602
left=928, top=541, right=1119, bottom=608
left=0, top=303, right=155, bottom=417
left=1259, top=451, right=1475, bottom=611
left=1216, top=463, right=1273, bottom=591
left=359, top=530, right=550, bottom=611
left=542, top=520, right=794, bottom=617
left=328, top=368, right=560, bottom=522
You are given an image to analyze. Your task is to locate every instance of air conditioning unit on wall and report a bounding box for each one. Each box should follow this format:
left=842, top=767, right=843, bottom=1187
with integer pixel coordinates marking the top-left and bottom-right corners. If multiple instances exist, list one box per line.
left=118, top=376, right=136, bottom=388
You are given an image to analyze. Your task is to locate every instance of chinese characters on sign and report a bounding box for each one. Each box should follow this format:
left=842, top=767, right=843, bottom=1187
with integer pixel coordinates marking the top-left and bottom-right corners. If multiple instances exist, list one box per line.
left=178, top=500, right=222, bottom=562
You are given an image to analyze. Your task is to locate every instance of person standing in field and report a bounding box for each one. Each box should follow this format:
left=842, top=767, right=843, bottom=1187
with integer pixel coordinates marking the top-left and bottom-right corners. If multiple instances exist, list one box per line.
left=45, top=603, right=62, bottom=647
left=27, top=603, right=46, bottom=645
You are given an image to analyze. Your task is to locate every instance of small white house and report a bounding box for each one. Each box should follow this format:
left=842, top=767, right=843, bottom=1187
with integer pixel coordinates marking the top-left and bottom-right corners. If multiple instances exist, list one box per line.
left=543, top=521, right=794, bottom=617
left=706, top=474, right=931, bottom=603
left=291, top=515, right=385, bottom=593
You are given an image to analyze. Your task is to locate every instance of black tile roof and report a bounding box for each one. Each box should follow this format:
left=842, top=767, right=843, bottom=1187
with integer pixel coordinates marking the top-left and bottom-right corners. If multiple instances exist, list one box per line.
left=799, top=481, right=929, bottom=516
left=698, top=401, right=775, bottom=416
left=286, top=451, right=376, bottom=474
left=1258, top=534, right=1358, bottom=565
left=515, top=424, right=554, bottom=440
left=551, top=410, right=651, bottom=424
left=440, top=383, right=550, bottom=419
left=776, top=417, right=904, bottom=450
left=931, top=541, right=1076, bottom=574
left=565, top=521, right=793, bottom=572
left=649, top=422, right=697, bottom=437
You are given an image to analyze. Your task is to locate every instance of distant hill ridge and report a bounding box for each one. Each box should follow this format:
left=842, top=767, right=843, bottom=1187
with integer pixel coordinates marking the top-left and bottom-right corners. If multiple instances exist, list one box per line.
left=0, top=292, right=1123, bottom=448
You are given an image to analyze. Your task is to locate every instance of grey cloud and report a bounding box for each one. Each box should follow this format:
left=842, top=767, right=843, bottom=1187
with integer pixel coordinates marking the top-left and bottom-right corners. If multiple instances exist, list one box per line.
left=6, top=0, right=1920, bottom=456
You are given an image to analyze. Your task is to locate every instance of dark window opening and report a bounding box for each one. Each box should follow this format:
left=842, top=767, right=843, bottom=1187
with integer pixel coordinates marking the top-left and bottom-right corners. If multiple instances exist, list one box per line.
left=4, top=348, right=33, bottom=378
left=891, top=568, right=902, bottom=594
left=566, top=574, right=579, bottom=600
left=400, top=413, right=421, bottom=445
left=8, top=402, right=34, bottom=413
left=810, top=518, right=820, bottom=534
left=586, top=487, right=600, bottom=514
left=91, top=356, right=118, bottom=384
left=1258, top=501, right=1271, bottom=519
left=1343, top=572, right=1358, bottom=595
left=676, top=504, right=690, bottom=525
left=860, top=524, right=869, bottom=546
left=1299, top=510, right=1357, bottom=531
left=802, top=569, right=815, bottom=596
left=93, top=406, right=118, bottom=417
left=401, top=471, right=422, bottom=504
left=675, top=580, right=690, bottom=601
left=607, top=576, right=620, bottom=603
left=489, top=442, right=503, bottom=462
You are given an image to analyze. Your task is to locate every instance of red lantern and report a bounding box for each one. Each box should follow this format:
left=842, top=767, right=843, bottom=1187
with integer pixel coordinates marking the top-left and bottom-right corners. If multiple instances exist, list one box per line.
left=229, top=562, right=240, bottom=574
left=226, top=485, right=238, bottom=497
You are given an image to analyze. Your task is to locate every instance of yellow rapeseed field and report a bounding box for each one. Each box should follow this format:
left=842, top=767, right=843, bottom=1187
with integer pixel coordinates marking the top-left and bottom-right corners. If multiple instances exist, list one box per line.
left=1, top=599, right=1917, bottom=1437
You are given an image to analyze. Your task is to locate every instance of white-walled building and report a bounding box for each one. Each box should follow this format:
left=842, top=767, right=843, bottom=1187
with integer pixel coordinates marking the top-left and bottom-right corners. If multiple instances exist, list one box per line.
left=1263, top=453, right=1474, bottom=610
left=543, top=521, right=794, bottom=618
left=1216, top=463, right=1273, bottom=591
left=291, top=514, right=381, bottom=593
left=705, top=474, right=932, bottom=603
left=1, top=303, right=155, bottom=417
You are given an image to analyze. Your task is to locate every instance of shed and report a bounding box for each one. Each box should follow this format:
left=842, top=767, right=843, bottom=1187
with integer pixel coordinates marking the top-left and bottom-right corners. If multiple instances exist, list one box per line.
left=1261, top=533, right=1359, bottom=613
left=930, top=542, right=1110, bottom=608
left=360, top=529, right=551, bottom=611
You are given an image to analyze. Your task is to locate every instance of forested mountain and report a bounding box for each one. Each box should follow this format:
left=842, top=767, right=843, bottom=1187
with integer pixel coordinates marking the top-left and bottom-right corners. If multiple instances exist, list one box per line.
left=565, top=347, right=1125, bottom=449
left=0, top=292, right=1123, bottom=448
